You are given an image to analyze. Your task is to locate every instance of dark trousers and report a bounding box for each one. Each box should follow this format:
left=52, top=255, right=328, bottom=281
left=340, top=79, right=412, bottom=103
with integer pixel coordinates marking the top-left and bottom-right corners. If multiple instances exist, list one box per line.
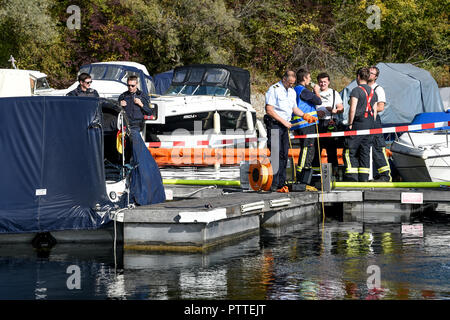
left=296, top=125, right=316, bottom=177
left=372, top=134, right=391, bottom=181
left=317, top=119, right=343, bottom=167
left=344, top=134, right=373, bottom=182
left=267, top=122, right=289, bottom=189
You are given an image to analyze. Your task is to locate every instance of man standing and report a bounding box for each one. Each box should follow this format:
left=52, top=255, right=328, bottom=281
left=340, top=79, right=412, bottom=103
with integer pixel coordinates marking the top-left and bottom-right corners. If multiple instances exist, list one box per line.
left=290, top=68, right=322, bottom=184
left=315, top=72, right=344, bottom=175
left=118, top=75, right=152, bottom=133
left=368, top=66, right=391, bottom=182
left=344, top=67, right=378, bottom=182
left=264, top=70, right=317, bottom=192
left=66, top=73, right=99, bottom=97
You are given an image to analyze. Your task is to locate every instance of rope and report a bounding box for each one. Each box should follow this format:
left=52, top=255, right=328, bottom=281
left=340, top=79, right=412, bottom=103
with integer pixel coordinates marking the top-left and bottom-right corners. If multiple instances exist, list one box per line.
left=315, top=122, right=326, bottom=246
left=288, top=133, right=296, bottom=182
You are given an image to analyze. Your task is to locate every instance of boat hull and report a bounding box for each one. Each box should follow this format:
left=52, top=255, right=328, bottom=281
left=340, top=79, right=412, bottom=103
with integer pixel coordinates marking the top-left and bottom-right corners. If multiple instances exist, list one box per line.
left=391, top=132, right=450, bottom=182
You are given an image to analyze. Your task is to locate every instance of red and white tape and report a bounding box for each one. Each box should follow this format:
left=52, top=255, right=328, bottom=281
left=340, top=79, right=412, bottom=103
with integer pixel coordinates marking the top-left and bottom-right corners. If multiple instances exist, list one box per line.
left=292, top=121, right=450, bottom=139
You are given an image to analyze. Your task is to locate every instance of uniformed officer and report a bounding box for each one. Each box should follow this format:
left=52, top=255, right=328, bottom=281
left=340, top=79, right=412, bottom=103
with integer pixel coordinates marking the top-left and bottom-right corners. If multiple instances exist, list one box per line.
left=264, top=70, right=317, bottom=191
left=368, top=66, right=391, bottom=182
left=344, top=67, right=378, bottom=182
left=290, top=68, right=322, bottom=184
left=66, top=73, right=99, bottom=97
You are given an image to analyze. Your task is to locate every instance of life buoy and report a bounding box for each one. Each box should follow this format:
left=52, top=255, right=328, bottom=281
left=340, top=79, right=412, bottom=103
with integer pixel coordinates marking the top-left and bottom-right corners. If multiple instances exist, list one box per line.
left=248, top=160, right=273, bottom=191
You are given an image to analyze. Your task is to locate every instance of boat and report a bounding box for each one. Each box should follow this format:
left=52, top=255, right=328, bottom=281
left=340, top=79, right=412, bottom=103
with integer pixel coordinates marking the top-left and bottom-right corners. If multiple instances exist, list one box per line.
left=0, top=68, right=54, bottom=97
left=0, top=96, right=165, bottom=244
left=48, top=61, right=156, bottom=99
left=143, top=64, right=266, bottom=152
left=390, top=111, right=450, bottom=182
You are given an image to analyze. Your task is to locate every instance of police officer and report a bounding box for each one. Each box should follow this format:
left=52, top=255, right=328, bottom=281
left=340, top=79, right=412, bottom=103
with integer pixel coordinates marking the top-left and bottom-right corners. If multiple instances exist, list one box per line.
left=290, top=68, right=322, bottom=184
left=66, top=73, right=99, bottom=97
left=344, top=67, right=378, bottom=182
left=264, top=70, right=317, bottom=192
left=368, top=66, right=391, bottom=182
left=118, top=75, right=152, bottom=133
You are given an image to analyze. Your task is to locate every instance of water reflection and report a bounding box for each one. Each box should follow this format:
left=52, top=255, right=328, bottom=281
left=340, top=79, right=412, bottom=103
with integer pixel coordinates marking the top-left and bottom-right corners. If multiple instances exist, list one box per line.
left=0, top=213, right=449, bottom=300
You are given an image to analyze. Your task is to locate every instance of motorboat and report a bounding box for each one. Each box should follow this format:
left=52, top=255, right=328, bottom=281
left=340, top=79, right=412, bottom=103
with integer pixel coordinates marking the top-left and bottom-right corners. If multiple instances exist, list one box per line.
left=390, top=112, right=450, bottom=182
left=143, top=64, right=266, bottom=150
left=48, top=61, right=156, bottom=99
left=0, top=68, right=54, bottom=97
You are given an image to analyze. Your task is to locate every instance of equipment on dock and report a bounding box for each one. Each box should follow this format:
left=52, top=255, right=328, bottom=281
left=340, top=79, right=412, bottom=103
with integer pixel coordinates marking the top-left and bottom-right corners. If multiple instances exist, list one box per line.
left=248, top=160, right=273, bottom=191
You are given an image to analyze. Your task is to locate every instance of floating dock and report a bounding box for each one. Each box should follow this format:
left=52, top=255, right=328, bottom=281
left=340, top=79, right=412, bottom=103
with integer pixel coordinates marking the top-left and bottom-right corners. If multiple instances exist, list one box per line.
left=121, top=185, right=450, bottom=252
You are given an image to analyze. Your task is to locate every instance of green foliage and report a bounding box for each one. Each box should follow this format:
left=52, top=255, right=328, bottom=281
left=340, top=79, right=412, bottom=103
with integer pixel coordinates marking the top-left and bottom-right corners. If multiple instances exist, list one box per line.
left=0, top=0, right=448, bottom=89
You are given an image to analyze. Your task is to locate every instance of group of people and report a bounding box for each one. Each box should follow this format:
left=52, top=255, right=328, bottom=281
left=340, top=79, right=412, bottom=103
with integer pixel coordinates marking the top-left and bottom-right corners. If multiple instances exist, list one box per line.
left=67, top=66, right=392, bottom=192
left=264, top=66, right=391, bottom=192
left=66, top=72, right=153, bottom=134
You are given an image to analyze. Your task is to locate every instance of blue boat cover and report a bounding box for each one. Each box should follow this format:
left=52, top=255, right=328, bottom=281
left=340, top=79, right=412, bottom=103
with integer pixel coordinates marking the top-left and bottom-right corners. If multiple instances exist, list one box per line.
left=410, top=110, right=450, bottom=131
left=129, top=129, right=166, bottom=205
left=340, top=63, right=445, bottom=126
left=0, top=96, right=165, bottom=234
left=154, top=70, right=173, bottom=95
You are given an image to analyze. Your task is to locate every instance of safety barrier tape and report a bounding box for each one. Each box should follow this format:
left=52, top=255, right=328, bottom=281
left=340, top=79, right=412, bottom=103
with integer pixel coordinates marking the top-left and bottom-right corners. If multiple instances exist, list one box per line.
left=292, top=121, right=450, bottom=139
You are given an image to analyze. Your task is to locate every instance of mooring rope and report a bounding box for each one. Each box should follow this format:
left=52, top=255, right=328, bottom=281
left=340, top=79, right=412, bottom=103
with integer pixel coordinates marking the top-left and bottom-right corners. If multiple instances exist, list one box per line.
left=315, top=122, right=326, bottom=246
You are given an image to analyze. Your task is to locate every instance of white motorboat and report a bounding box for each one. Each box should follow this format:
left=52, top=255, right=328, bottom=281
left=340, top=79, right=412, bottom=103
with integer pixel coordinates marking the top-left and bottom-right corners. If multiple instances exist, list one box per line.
left=0, top=68, right=54, bottom=97
left=143, top=64, right=266, bottom=150
left=390, top=112, right=450, bottom=182
left=48, top=61, right=156, bottom=99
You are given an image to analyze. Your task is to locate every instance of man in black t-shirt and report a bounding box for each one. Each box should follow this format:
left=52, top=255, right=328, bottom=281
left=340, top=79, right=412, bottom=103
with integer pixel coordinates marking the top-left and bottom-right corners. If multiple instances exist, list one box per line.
left=344, top=67, right=378, bottom=182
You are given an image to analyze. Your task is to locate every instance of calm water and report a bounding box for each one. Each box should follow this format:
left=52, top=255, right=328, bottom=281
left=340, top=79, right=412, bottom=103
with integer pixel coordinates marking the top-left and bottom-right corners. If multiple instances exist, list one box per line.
left=1, top=212, right=449, bottom=300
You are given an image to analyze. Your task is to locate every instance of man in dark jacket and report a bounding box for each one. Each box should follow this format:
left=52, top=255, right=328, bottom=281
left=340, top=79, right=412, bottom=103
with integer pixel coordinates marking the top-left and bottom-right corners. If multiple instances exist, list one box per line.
left=118, top=75, right=152, bottom=132
left=66, top=73, right=99, bottom=97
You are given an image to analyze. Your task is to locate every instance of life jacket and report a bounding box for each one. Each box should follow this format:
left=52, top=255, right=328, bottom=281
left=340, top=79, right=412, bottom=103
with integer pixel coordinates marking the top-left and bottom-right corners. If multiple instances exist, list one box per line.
left=290, top=85, right=318, bottom=130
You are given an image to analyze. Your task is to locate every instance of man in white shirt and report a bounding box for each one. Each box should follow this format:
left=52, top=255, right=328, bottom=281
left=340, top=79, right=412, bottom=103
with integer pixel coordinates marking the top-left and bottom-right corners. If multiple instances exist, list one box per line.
left=264, top=70, right=316, bottom=191
left=368, top=66, right=391, bottom=182
left=315, top=72, right=344, bottom=174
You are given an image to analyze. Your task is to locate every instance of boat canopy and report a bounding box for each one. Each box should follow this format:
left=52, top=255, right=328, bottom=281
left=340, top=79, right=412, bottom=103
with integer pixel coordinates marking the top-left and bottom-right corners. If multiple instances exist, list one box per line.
left=167, top=64, right=251, bottom=103
left=0, top=96, right=165, bottom=234
left=154, top=70, right=173, bottom=95
left=340, top=63, right=445, bottom=126
left=78, top=62, right=156, bottom=95
left=410, top=110, right=450, bottom=131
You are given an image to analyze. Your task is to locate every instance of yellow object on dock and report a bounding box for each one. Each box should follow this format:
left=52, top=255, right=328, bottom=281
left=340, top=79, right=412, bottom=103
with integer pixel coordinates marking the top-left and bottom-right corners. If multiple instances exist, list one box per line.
left=333, top=181, right=450, bottom=188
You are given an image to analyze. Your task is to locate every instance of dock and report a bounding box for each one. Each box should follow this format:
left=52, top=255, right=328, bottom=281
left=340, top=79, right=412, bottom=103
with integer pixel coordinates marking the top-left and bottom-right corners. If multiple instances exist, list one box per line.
left=121, top=185, right=450, bottom=252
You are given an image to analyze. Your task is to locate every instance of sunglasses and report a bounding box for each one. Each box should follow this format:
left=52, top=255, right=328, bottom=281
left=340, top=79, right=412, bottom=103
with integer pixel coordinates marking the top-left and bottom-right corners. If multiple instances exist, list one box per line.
left=127, top=84, right=136, bottom=87
left=84, top=81, right=92, bottom=84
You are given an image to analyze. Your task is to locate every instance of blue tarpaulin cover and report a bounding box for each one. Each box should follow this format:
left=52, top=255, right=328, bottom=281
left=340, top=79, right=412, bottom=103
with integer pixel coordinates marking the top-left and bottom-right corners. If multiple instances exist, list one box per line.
left=0, top=96, right=165, bottom=234
left=410, top=110, right=450, bottom=131
left=154, top=70, right=173, bottom=95
left=129, top=129, right=166, bottom=205
left=340, top=63, right=445, bottom=126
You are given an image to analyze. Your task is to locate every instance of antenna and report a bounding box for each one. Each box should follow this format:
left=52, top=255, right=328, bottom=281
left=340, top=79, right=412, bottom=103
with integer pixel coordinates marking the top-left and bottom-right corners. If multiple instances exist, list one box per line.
left=8, top=55, right=17, bottom=69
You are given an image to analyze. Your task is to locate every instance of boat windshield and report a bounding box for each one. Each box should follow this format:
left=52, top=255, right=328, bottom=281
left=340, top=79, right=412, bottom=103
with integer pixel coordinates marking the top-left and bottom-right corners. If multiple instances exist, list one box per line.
left=35, top=77, right=51, bottom=91
left=165, top=85, right=230, bottom=96
left=79, top=65, right=143, bottom=90
left=80, top=65, right=124, bottom=81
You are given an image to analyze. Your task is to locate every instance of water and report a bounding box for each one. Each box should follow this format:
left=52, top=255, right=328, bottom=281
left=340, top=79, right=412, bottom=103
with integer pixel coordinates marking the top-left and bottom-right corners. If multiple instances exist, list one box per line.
left=1, top=213, right=449, bottom=300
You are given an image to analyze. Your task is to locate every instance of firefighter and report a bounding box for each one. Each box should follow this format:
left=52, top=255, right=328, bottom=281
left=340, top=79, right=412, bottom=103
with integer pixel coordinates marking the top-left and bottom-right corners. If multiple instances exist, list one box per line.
left=344, top=67, right=378, bottom=182
left=368, top=66, right=392, bottom=182
left=290, top=68, right=322, bottom=184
